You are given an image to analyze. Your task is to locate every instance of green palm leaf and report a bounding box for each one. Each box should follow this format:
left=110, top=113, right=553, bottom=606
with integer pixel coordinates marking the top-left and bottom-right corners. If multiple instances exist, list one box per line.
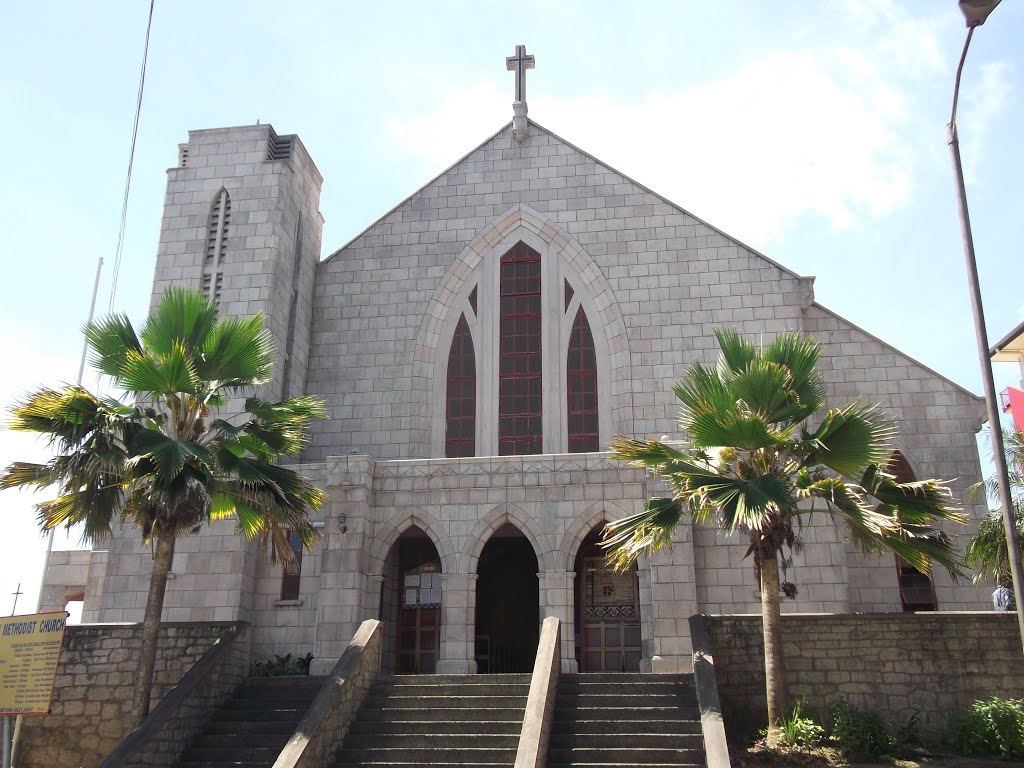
left=715, top=328, right=758, bottom=375
left=85, top=314, right=143, bottom=378
left=140, top=287, right=218, bottom=357
left=601, top=497, right=683, bottom=571
left=200, top=315, right=275, bottom=387
left=804, top=403, right=896, bottom=477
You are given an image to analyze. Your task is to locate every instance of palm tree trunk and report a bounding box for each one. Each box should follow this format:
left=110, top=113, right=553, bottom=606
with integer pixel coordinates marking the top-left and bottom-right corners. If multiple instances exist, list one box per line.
left=129, top=532, right=175, bottom=728
left=759, top=548, right=787, bottom=747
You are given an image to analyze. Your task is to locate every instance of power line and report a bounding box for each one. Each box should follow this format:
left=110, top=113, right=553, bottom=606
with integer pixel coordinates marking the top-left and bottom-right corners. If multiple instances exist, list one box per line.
left=108, top=0, right=156, bottom=313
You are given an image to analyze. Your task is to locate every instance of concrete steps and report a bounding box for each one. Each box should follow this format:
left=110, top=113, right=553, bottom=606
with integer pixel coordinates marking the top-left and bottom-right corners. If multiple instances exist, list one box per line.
left=548, top=673, right=704, bottom=768
left=175, top=676, right=324, bottom=768
left=333, top=674, right=530, bottom=767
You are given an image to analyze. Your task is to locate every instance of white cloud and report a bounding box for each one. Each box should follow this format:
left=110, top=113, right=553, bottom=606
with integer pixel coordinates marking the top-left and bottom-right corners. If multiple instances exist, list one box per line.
left=387, top=49, right=914, bottom=246
left=961, top=60, right=1014, bottom=184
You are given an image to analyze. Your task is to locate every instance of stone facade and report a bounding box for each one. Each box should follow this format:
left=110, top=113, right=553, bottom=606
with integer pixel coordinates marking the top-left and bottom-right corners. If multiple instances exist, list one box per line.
left=705, top=612, right=1024, bottom=734
left=17, top=622, right=239, bottom=768
left=43, top=118, right=992, bottom=675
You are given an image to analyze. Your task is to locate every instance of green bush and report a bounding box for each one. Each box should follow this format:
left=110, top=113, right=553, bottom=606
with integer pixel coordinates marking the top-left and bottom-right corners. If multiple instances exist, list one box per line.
left=778, top=699, right=825, bottom=748
left=250, top=652, right=314, bottom=677
left=829, top=699, right=891, bottom=760
left=947, top=697, right=1024, bottom=759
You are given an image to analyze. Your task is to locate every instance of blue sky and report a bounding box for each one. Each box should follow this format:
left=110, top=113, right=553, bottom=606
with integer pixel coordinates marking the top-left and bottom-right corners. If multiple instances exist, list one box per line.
left=1, top=0, right=1022, bottom=616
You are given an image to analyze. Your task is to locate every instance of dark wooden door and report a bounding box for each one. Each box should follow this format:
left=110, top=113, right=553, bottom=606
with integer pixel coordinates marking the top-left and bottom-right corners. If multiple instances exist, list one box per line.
left=579, top=556, right=641, bottom=672
left=397, top=568, right=441, bottom=673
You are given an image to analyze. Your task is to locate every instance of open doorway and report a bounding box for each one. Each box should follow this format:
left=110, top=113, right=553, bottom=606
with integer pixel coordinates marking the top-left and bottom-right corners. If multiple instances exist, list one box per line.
left=475, top=524, right=539, bottom=673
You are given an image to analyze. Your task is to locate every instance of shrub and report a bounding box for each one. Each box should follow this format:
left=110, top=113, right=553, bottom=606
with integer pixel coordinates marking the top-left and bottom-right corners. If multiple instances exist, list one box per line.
left=829, top=699, right=891, bottom=760
left=250, top=652, right=314, bottom=677
left=778, top=699, right=825, bottom=748
left=947, top=697, right=1024, bottom=759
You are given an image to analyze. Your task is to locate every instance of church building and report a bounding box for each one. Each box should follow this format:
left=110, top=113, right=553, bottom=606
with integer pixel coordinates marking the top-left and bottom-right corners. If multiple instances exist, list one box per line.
left=42, top=48, right=991, bottom=677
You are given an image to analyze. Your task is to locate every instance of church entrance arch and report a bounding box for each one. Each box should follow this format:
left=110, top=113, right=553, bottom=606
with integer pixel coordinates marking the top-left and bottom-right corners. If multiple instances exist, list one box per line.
left=380, top=526, right=443, bottom=674
left=574, top=526, right=641, bottom=672
left=474, top=524, right=539, bottom=673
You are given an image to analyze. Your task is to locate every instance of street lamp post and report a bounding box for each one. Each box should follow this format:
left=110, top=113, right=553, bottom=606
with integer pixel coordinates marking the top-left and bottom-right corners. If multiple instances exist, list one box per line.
left=947, top=0, right=1024, bottom=651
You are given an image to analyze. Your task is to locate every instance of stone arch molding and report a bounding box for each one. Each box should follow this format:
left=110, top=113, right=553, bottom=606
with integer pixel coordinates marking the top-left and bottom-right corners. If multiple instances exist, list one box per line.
left=461, top=503, right=555, bottom=573
left=415, top=203, right=632, bottom=455
left=368, top=508, right=458, bottom=577
left=558, top=500, right=631, bottom=572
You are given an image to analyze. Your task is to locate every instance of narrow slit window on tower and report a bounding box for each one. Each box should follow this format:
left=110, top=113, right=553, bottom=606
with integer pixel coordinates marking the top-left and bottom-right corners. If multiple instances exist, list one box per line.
left=498, top=242, right=543, bottom=455
left=567, top=307, right=599, bottom=452
left=469, top=285, right=478, bottom=317
left=445, top=314, right=476, bottom=458
left=564, top=279, right=574, bottom=313
left=280, top=530, right=304, bottom=601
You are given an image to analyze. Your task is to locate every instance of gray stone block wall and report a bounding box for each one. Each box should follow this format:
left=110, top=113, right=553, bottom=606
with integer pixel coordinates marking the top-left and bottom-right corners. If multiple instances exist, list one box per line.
left=705, top=612, right=1024, bottom=735
left=53, top=119, right=992, bottom=669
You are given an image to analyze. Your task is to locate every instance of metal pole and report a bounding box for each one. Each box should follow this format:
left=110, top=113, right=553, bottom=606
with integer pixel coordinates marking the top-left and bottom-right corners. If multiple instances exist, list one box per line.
left=3, top=716, right=11, bottom=768
left=948, top=27, right=1024, bottom=653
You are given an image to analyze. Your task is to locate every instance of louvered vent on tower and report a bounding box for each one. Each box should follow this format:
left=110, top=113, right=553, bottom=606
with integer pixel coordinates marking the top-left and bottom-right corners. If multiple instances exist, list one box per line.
left=267, top=131, right=294, bottom=161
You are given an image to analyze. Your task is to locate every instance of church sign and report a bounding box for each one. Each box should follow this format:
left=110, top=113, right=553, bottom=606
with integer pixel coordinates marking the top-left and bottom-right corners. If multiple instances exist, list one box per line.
left=0, top=612, right=68, bottom=715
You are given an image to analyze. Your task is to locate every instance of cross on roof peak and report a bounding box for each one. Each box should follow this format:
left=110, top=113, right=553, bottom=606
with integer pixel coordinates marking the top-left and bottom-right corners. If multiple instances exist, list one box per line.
left=506, top=44, right=535, bottom=104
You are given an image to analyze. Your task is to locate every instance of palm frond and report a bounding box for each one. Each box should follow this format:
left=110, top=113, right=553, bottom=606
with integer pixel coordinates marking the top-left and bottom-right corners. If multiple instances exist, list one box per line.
left=715, top=328, right=758, bottom=375
left=861, top=464, right=965, bottom=526
left=118, top=342, right=201, bottom=396
left=965, top=506, right=1024, bottom=586
left=84, top=314, right=143, bottom=378
left=200, top=315, right=274, bottom=388
left=140, top=286, right=218, bottom=358
left=601, top=497, right=683, bottom=571
left=805, top=403, right=896, bottom=477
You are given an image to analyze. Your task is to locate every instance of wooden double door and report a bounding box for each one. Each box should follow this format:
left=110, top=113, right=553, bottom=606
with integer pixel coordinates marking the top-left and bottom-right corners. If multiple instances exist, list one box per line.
left=577, top=554, right=642, bottom=672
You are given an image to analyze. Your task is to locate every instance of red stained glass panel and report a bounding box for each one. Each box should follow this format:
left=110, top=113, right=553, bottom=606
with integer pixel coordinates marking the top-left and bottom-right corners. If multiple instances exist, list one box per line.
left=499, top=243, right=543, bottom=455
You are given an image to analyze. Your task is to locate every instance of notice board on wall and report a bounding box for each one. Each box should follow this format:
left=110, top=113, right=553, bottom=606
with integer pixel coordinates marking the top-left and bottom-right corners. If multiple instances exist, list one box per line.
left=0, top=612, right=68, bottom=715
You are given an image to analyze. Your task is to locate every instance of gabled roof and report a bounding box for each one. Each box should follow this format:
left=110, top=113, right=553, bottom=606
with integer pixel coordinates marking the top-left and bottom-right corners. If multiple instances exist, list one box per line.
left=322, top=118, right=982, bottom=403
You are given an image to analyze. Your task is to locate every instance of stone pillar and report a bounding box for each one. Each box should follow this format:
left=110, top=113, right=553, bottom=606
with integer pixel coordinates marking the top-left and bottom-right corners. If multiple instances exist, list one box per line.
left=437, top=572, right=476, bottom=674
left=311, top=456, right=374, bottom=676
left=540, top=570, right=577, bottom=672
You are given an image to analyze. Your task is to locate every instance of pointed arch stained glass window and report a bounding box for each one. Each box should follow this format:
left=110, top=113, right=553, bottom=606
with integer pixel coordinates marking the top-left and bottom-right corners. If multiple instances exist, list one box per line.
left=445, top=314, right=476, bottom=458
left=499, top=242, right=543, bottom=455
left=567, top=307, right=599, bottom=452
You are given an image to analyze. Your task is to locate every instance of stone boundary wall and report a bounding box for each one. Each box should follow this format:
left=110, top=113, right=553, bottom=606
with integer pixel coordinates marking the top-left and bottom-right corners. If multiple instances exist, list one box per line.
left=17, top=622, right=242, bottom=768
left=100, top=623, right=250, bottom=768
left=705, top=612, right=1024, bottom=737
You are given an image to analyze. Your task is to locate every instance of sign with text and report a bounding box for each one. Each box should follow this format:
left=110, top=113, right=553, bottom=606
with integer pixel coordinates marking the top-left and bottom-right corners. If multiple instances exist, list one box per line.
left=0, top=612, right=68, bottom=715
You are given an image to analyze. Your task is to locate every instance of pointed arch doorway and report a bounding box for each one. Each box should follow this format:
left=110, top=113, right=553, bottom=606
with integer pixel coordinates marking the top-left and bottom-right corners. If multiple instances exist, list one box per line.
left=574, top=526, right=641, bottom=672
left=380, top=526, right=443, bottom=674
left=475, top=524, right=539, bottom=673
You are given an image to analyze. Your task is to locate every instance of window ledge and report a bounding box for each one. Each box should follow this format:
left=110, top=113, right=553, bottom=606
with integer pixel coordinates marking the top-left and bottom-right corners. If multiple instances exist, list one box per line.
left=273, top=599, right=303, bottom=608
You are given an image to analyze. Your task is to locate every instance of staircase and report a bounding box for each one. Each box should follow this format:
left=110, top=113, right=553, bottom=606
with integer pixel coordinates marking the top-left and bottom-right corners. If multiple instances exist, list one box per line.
left=549, top=673, right=704, bottom=768
left=334, top=674, right=530, bottom=767
left=176, top=676, right=324, bottom=767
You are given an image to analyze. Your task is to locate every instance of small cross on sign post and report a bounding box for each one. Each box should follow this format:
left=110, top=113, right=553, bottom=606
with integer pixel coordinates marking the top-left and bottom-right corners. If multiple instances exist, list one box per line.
left=10, top=583, right=22, bottom=616
left=506, top=44, right=535, bottom=104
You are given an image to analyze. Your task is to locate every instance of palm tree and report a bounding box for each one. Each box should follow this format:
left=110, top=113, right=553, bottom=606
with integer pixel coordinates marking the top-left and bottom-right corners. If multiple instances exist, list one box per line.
left=965, top=428, right=1024, bottom=595
left=604, top=329, right=963, bottom=746
left=1, top=288, right=325, bottom=727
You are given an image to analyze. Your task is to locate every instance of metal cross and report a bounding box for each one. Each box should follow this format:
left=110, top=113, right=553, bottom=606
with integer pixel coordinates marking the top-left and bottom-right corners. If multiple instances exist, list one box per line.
left=10, top=583, right=22, bottom=616
left=506, top=44, right=535, bottom=103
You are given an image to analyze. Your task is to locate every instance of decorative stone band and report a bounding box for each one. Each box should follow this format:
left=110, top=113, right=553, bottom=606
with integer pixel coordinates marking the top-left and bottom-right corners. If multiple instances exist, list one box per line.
left=514, top=616, right=561, bottom=768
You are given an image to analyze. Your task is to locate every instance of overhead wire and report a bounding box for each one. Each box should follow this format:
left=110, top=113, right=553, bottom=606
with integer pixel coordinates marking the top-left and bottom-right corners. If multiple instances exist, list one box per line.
left=107, top=0, right=156, bottom=312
